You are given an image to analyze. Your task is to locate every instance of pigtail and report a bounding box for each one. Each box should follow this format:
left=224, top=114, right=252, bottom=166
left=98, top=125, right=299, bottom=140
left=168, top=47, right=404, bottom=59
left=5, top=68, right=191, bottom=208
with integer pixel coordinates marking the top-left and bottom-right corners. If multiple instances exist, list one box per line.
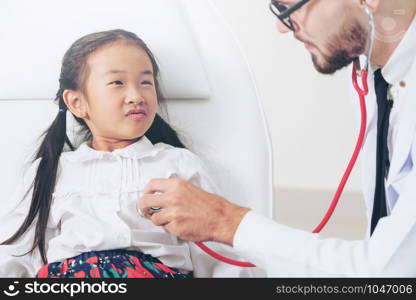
left=1, top=92, right=74, bottom=264
left=146, top=114, right=185, bottom=149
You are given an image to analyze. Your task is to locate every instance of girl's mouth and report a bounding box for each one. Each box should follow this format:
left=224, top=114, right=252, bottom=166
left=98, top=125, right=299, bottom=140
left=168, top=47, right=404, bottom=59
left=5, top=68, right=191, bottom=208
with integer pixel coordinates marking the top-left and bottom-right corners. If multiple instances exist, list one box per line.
left=127, top=113, right=146, bottom=121
left=126, top=109, right=147, bottom=120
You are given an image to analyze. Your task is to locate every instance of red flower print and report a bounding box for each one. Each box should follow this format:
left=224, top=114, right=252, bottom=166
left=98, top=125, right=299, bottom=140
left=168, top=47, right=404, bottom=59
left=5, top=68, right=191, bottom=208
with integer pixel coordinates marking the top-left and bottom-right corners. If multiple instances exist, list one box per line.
left=74, top=271, right=86, bottom=278
left=90, top=266, right=100, bottom=278
left=86, top=256, right=98, bottom=264
left=60, top=261, right=69, bottom=274
left=126, top=266, right=154, bottom=278
left=111, top=264, right=123, bottom=275
left=154, top=263, right=176, bottom=274
left=37, top=265, right=49, bottom=278
left=129, top=256, right=153, bottom=276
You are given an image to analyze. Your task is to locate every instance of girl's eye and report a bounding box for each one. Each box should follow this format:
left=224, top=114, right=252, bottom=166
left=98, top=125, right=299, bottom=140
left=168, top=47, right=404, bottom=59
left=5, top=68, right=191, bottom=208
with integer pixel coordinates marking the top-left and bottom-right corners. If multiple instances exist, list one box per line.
left=109, top=80, right=123, bottom=85
left=142, top=81, right=153, bottom=86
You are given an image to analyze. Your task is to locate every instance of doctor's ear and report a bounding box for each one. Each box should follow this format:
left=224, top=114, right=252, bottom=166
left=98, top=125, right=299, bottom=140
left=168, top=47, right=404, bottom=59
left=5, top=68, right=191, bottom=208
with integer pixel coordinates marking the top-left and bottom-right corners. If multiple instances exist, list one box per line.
left=361, top=0, right=380, bottom=12
left=62, top=89, right=89, bottom=119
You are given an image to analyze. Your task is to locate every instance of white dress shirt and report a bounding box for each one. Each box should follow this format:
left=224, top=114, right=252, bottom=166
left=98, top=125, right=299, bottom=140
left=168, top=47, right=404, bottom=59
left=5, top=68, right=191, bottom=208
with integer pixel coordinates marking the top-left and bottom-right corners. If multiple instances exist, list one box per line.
left=0, top=136, right=252, bottom=278
left=233, top=16, right=416, bottom=276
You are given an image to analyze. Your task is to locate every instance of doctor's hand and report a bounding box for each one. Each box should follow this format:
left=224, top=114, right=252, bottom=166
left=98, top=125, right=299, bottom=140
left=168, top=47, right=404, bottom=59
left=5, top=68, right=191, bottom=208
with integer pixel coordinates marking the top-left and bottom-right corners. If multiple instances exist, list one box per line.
left=138, top=178, right=250, bottom=246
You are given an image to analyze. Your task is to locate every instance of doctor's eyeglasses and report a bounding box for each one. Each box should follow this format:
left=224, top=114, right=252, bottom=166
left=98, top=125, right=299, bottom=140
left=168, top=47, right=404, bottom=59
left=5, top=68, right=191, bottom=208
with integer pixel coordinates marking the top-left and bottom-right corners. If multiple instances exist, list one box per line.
left=269, top=0, right=311, bottom=32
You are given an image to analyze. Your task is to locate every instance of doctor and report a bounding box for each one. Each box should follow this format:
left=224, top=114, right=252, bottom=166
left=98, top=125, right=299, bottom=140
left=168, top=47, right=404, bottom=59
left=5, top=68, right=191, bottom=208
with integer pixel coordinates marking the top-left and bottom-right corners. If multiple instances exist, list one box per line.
left=139, top=0, right=416, bottom=276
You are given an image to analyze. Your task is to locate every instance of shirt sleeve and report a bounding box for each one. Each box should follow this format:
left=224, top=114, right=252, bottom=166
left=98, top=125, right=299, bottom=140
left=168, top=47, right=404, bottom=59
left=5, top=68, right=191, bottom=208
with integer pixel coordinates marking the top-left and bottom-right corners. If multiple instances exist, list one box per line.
left=233, top=189, right=416, bottom=278
left=233, top=132, right=416, bottom=277
left=175, top=149, right=256, bottom=277
left=0, top=159, right=57, bottom=277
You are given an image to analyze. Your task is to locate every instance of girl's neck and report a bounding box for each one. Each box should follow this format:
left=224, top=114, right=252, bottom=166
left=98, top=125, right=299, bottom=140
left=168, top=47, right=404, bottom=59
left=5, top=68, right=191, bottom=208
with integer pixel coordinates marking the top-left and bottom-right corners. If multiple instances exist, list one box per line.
left=90, top=137, right=141, bottom=152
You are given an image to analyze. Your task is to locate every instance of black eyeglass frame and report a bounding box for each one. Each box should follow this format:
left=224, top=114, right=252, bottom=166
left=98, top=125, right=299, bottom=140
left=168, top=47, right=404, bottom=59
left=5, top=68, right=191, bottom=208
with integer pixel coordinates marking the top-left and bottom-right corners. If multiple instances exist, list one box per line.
left=269, top=0, right=311, bottom=31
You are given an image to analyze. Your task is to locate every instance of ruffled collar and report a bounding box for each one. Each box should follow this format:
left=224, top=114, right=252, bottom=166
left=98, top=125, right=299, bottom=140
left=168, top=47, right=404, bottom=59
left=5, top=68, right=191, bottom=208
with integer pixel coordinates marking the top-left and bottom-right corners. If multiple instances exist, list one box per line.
left=64, top=136, right=163, bottom=163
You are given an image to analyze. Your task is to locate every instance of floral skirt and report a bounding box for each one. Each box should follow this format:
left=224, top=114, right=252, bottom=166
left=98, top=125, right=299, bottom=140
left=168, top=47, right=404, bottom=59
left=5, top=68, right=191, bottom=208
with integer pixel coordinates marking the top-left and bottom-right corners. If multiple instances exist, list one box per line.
left=36, top=249, right=192, bottom=278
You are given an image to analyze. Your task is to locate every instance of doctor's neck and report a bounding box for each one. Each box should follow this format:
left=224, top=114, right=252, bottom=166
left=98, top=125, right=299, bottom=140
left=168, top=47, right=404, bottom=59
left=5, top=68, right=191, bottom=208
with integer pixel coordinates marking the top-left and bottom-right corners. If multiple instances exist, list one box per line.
left=370, top=0, right=416, bottom=68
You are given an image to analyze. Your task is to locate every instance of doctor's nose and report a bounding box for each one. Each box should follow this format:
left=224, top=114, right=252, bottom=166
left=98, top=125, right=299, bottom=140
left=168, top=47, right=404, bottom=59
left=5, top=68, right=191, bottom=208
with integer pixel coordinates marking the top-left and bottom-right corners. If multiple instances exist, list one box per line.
left=276, top=20, right=291, bottom=34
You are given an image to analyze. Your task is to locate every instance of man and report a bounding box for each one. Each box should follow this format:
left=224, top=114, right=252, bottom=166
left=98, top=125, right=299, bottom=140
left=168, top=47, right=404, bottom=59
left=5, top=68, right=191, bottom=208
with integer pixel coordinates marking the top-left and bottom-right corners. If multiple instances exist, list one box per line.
left=139, top=0, right=416, bottom=276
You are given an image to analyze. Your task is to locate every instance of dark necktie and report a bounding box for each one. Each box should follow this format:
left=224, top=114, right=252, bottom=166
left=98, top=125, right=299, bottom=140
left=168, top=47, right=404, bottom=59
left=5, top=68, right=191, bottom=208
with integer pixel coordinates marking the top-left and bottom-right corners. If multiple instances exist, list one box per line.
left=370, top=69, right=393, bottom=235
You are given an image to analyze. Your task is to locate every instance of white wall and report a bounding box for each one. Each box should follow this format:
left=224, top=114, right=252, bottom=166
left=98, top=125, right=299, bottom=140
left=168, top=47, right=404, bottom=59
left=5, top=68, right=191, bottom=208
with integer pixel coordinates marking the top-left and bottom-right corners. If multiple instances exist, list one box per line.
left=211, top=0, right=367, bottom=238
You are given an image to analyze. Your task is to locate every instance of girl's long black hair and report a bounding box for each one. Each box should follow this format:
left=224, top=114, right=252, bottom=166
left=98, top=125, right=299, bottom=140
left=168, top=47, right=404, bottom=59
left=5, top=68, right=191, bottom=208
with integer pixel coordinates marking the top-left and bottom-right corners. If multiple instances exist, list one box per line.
left=1, top=29, right=185, bottom=264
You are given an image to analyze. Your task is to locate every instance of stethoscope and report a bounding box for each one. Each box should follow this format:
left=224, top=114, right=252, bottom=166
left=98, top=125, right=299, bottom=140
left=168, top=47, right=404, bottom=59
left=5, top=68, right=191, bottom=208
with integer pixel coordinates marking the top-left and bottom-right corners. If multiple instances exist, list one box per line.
left=147, top=4, right=376, bottom=268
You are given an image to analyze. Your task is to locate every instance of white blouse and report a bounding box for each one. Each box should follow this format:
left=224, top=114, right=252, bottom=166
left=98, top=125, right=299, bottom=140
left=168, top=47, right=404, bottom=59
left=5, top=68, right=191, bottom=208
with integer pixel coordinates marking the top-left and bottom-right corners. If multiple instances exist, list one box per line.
left=0, top=136, right=252, bottom=278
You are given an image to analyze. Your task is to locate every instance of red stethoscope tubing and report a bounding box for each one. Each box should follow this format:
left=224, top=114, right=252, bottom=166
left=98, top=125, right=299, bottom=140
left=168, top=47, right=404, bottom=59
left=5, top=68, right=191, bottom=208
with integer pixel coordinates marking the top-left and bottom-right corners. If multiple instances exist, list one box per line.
left=312, top=61, right=368, bottom=233
left=195, top=241, right=256, bottom=268
left=195, top=60, right=369, bottom=267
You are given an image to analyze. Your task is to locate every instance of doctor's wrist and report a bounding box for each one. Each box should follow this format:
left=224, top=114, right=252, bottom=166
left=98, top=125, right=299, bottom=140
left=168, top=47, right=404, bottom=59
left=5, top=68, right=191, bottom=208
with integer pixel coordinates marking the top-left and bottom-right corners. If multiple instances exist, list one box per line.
left=213, top=200, right=250, bottom=246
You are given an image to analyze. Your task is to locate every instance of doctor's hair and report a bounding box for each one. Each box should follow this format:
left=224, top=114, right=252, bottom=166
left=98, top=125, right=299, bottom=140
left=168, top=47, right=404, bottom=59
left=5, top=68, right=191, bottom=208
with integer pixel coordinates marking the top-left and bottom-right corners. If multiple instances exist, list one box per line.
left=0, top=29, right=185, bottom=264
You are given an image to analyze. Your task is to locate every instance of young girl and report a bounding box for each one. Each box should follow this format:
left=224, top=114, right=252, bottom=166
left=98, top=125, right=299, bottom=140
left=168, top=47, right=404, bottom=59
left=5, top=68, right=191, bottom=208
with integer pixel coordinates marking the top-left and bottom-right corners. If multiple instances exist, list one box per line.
left=0, top=29, right=251, bottom=278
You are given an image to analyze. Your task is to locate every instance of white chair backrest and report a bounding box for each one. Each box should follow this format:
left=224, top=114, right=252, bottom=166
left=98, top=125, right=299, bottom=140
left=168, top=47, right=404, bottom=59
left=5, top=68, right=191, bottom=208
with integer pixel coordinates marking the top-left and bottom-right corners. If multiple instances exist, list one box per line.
left=0, top=0, right=273, bottom=218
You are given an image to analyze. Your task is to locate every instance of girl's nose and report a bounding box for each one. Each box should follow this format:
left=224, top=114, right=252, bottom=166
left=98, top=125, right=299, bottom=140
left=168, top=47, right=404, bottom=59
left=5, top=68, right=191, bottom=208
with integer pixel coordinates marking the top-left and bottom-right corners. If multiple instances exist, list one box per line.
left=126, top=89, right=145, bottom=105
left=127, top=96, right=145, bottom=105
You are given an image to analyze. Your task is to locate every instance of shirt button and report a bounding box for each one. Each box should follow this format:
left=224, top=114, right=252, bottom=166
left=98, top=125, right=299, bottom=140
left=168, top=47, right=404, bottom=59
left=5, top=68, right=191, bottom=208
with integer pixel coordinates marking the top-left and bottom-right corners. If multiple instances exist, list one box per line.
left=399, top=81, right=406, bottom=88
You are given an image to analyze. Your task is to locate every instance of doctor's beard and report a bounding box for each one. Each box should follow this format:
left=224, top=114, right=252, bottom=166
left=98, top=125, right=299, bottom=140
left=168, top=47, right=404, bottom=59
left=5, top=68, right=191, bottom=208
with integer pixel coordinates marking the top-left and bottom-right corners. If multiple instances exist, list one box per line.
left=310, top=20, right=368, bottom=75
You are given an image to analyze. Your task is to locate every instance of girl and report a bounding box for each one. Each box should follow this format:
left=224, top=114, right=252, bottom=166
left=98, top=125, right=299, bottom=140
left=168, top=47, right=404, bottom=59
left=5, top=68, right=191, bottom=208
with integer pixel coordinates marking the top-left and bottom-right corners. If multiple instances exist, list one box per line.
left=0, top=29, right=251, bottom=278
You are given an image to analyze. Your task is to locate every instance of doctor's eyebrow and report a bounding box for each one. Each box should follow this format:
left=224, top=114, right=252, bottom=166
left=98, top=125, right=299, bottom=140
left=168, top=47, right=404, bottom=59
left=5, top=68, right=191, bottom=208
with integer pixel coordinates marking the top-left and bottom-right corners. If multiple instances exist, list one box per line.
left=104, top=70, right=154, bottom=75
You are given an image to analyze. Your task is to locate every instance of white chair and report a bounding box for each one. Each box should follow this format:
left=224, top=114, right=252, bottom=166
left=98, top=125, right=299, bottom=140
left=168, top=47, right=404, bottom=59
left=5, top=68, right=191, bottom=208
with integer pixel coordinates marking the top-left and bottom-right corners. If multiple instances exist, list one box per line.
left=0, top=0, right=273, bottom=275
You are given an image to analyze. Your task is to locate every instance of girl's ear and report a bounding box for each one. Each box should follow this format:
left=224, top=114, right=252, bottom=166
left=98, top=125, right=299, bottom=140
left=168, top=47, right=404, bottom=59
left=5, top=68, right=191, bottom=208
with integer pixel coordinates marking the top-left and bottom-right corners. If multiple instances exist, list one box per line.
left=62, top=90, right=89, bottom=119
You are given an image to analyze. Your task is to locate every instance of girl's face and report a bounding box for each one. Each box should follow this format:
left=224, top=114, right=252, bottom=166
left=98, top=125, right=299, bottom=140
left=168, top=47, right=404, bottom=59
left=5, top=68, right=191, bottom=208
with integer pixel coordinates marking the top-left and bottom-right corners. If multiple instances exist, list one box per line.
left=66, top=41, right=158, bottom=150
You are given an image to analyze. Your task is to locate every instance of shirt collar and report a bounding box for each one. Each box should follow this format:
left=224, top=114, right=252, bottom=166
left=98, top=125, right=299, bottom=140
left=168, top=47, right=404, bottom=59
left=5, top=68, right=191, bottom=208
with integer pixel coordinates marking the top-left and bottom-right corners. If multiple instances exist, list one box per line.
left=65, top=135, right=161, bottom=163
left=382, top=15, right=416, bottom=85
